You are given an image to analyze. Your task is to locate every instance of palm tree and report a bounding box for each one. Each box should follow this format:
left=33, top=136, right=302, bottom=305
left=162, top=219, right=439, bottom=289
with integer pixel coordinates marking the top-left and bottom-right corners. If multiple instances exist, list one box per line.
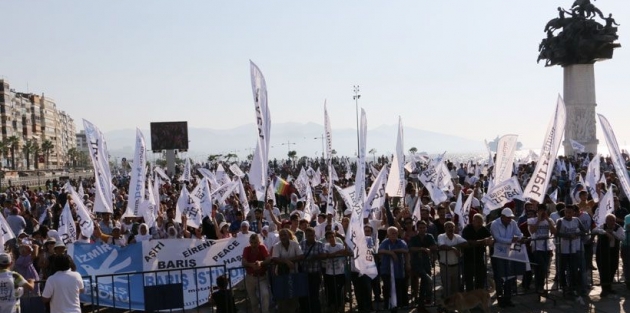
left=6, top=136, right=19, bottom=170
left=287, top=150, right=297, bottom=167
left=41, top=140, right=54, bottom=170
left=0, top=141, right=9, bottom=169
left=225, top=153, right=237, bottom=162
left=22, top=140, right=37, bottom=170
left=207, top=154, right=222, bottom=162
left=369, top=148, right=377, bottom=163
left=78, top=151, right=89, bottom=167
left=409, top=147, right=418, bottom=154
left=67, top=147, right=79, bottom=168
left=32, top=144, right=41, bottom=170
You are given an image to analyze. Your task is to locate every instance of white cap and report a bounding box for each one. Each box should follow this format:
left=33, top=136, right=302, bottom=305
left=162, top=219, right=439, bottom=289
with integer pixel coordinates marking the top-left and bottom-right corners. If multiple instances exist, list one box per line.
left=501, top=208, right=515, bottom=218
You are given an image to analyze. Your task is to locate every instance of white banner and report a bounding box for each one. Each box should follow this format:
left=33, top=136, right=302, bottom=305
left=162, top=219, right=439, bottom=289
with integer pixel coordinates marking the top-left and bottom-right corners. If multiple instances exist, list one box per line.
left=523, top=96, right=566, bottom=203
left=570, top=139, right=585, bottom=153
left=70, top=237, right=249, bottom=310
left=482, top=176, right=524, bottom=211
left=65, top=182, right=95, bottom=239
left=385, top=116, right=405, bottom=198
left=455, top=192, right=473, bottom=233
left=0, top=213, right=15, bottom=246
left=229, top=164, right=245, bottom=178
left=493, top=134, right=518, bottom=184
left=190, top=178, right=213, bottom=219
left=598, top=114, right=630, bottom=200
left=59, top=202, right=77, bottom=245
left=154, top=167, right=171, bottom=183
left=585, top=154, right=601, bottom=202
left=492, top=242, right=531, bottom=271
left=177, top=187, right=202, bottom=228
left=179, top=158, right=192, bottom=182
left=124, top=128, right=147, bottom=217
left=324, top=102, right=335, bottom=214
left=237, top=177, right=250, bottom=218
left=83, top=119, right=114, bottom=213
left=418, top=163, right=448, bottom=204
left=249, top=61, right=272, bottom=200
left=364, top=166, right=389, bottom=218
left=594, top=187, right=614, bottom=227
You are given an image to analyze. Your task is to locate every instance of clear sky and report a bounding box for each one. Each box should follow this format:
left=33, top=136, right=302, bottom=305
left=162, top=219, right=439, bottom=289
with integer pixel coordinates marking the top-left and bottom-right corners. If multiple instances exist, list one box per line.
left=1, top=0, right=629, bottom=152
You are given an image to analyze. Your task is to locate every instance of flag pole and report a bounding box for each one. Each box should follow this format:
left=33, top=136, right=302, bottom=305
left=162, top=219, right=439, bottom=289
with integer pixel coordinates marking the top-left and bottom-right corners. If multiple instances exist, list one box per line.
left=353, top=85, right=361, bottom=156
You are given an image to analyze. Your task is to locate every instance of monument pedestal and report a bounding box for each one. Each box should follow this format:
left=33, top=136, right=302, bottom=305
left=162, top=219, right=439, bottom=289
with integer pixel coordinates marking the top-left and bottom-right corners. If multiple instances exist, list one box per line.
left=563, top=64, right=599, bottom=155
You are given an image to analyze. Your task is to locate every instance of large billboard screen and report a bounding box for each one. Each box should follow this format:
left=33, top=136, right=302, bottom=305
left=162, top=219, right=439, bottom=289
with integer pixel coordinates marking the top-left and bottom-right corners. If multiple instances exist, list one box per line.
left=150, top=121, right=189, bottom=151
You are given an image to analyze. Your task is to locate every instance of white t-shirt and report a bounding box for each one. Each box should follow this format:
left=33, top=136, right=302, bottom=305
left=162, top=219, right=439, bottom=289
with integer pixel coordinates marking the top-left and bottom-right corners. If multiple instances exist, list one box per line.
left=437, top=233, right=467, bottom=265
left=272, top=240, right=303, bottom=273
left=324, top=243, right=346, bottom=275
left=42, top=270, right=84, bottom=313
left=0, top=271, right=22, bottom=313
left=527, top=217, right=555, bottom=251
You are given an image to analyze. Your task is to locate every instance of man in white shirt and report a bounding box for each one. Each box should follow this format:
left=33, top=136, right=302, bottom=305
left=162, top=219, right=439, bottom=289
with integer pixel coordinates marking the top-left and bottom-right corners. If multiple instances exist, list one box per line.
left=271, top=229, right=303, bottom=313
left=42, top=254, right=84, bottom=313
left=0, top=253, right=35, bottom=313
left=437, top=221, right=467, bottom=298
left=490, top=207, right=524, bottom=308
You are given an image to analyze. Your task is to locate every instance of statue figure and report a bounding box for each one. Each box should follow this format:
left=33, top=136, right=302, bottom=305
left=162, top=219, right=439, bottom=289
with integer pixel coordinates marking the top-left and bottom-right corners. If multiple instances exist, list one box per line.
left=605, top=13, right=620, bottom=29
left=538, top=0, right=620, bottom=67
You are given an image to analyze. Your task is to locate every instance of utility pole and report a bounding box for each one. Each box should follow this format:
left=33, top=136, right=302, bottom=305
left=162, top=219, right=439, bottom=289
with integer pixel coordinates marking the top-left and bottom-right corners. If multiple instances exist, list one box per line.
left=314, top=134, right=325, bottom=159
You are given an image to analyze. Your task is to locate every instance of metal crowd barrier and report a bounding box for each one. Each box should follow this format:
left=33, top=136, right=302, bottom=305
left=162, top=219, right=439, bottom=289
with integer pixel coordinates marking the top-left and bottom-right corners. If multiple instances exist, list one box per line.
left=20, top=237, right=628, bottom=313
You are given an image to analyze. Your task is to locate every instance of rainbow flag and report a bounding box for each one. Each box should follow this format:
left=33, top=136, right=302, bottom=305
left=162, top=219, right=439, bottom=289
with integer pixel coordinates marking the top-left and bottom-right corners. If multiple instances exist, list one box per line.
left=274, top=177, right=291, bottom=196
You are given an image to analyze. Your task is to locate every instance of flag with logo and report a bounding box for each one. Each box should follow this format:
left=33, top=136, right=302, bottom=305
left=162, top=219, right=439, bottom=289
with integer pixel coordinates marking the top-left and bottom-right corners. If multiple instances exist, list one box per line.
left=523, top=96, right=566, bottom=203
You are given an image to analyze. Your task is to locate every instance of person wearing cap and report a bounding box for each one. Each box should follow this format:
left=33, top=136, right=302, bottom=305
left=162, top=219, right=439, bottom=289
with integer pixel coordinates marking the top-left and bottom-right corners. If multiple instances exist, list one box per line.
left=261, top=226, right=279, bottom=252
left=0, top=252, right=35, bottom=312
left=42, top=254, right=84, bottom=313
left=490, top=207, right=524, bottom=308
left=237, top=221, right=257, bottom=239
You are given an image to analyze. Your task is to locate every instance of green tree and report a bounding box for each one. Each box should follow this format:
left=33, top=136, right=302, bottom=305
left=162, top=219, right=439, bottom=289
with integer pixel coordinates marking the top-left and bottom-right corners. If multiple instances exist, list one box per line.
left=22, top=140, right=38, bottom=170
left=409, top=147, right=418, bottom=154
left=41, top=140, right=54, bottom=169
left=6, top=136, right=19, bottom=170
left=287, top=150, right=297, bottom=167
left=225, top=153, right=237, bottom=162
left=0, top=140, right=9, bottom=169
left=369, top=148, right=377, bottom=163
left=247, top=154, right=254, bottom=161
left=207, top=154, right=222, bottom=162
left=67, top=147, right=79, bottom=168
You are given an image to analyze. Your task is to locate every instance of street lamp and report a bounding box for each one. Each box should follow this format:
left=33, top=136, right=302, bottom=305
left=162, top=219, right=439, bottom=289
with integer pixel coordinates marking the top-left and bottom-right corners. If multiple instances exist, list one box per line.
left=353, top=85, right=360, bottom=156
left=314, top=135, right=324, bottom=159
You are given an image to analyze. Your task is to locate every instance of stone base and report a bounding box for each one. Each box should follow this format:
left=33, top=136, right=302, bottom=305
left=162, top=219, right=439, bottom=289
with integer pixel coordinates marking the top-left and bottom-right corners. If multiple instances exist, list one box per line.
left=563, top=64, right=598, bottom=154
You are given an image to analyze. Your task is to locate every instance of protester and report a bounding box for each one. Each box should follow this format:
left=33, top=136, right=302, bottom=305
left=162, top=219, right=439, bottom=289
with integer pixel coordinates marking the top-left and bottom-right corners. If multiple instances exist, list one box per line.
left=298, top=227, right=325, bottom=313
left=378, top=226, right=409, bottom=312
left=490, top=207, right=523, bottom=308
left=594, top=213, right=624, bottom=297
left=210, top=275, right=237, bottom=313
left=42, top=254, right=83, bottom=313
left=0, top=252, right=35, bottom=312
left=242, top=233, right=271, bottom=313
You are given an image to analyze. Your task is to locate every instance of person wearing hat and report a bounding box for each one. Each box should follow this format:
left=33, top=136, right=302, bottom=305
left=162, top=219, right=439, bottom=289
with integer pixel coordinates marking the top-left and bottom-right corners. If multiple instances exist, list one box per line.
left=0, top=252, right=35, bottom=313
left=490, top=207, right=524, bottom=308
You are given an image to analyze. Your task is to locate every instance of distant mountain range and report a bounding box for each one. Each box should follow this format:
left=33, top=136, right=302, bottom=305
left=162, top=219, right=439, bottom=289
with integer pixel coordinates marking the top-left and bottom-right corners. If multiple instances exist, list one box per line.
left=104, top=123, right=486, bottom=161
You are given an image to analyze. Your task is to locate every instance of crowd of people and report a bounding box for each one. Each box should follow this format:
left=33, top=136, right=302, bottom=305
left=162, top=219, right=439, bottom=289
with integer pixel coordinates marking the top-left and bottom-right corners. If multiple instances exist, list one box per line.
left=0, top=152, right=629, bottom=313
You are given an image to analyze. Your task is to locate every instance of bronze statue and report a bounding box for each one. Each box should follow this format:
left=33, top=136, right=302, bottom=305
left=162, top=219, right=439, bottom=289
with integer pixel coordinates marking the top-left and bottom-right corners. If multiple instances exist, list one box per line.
left=538, top=0, right=620, bottom=66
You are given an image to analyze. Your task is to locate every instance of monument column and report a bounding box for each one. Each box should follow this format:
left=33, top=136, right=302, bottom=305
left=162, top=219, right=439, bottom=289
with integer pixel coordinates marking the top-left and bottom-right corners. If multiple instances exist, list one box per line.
left=538, top=1, right=620, bottom=156
left=563, top=64, right=598, bottom=154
